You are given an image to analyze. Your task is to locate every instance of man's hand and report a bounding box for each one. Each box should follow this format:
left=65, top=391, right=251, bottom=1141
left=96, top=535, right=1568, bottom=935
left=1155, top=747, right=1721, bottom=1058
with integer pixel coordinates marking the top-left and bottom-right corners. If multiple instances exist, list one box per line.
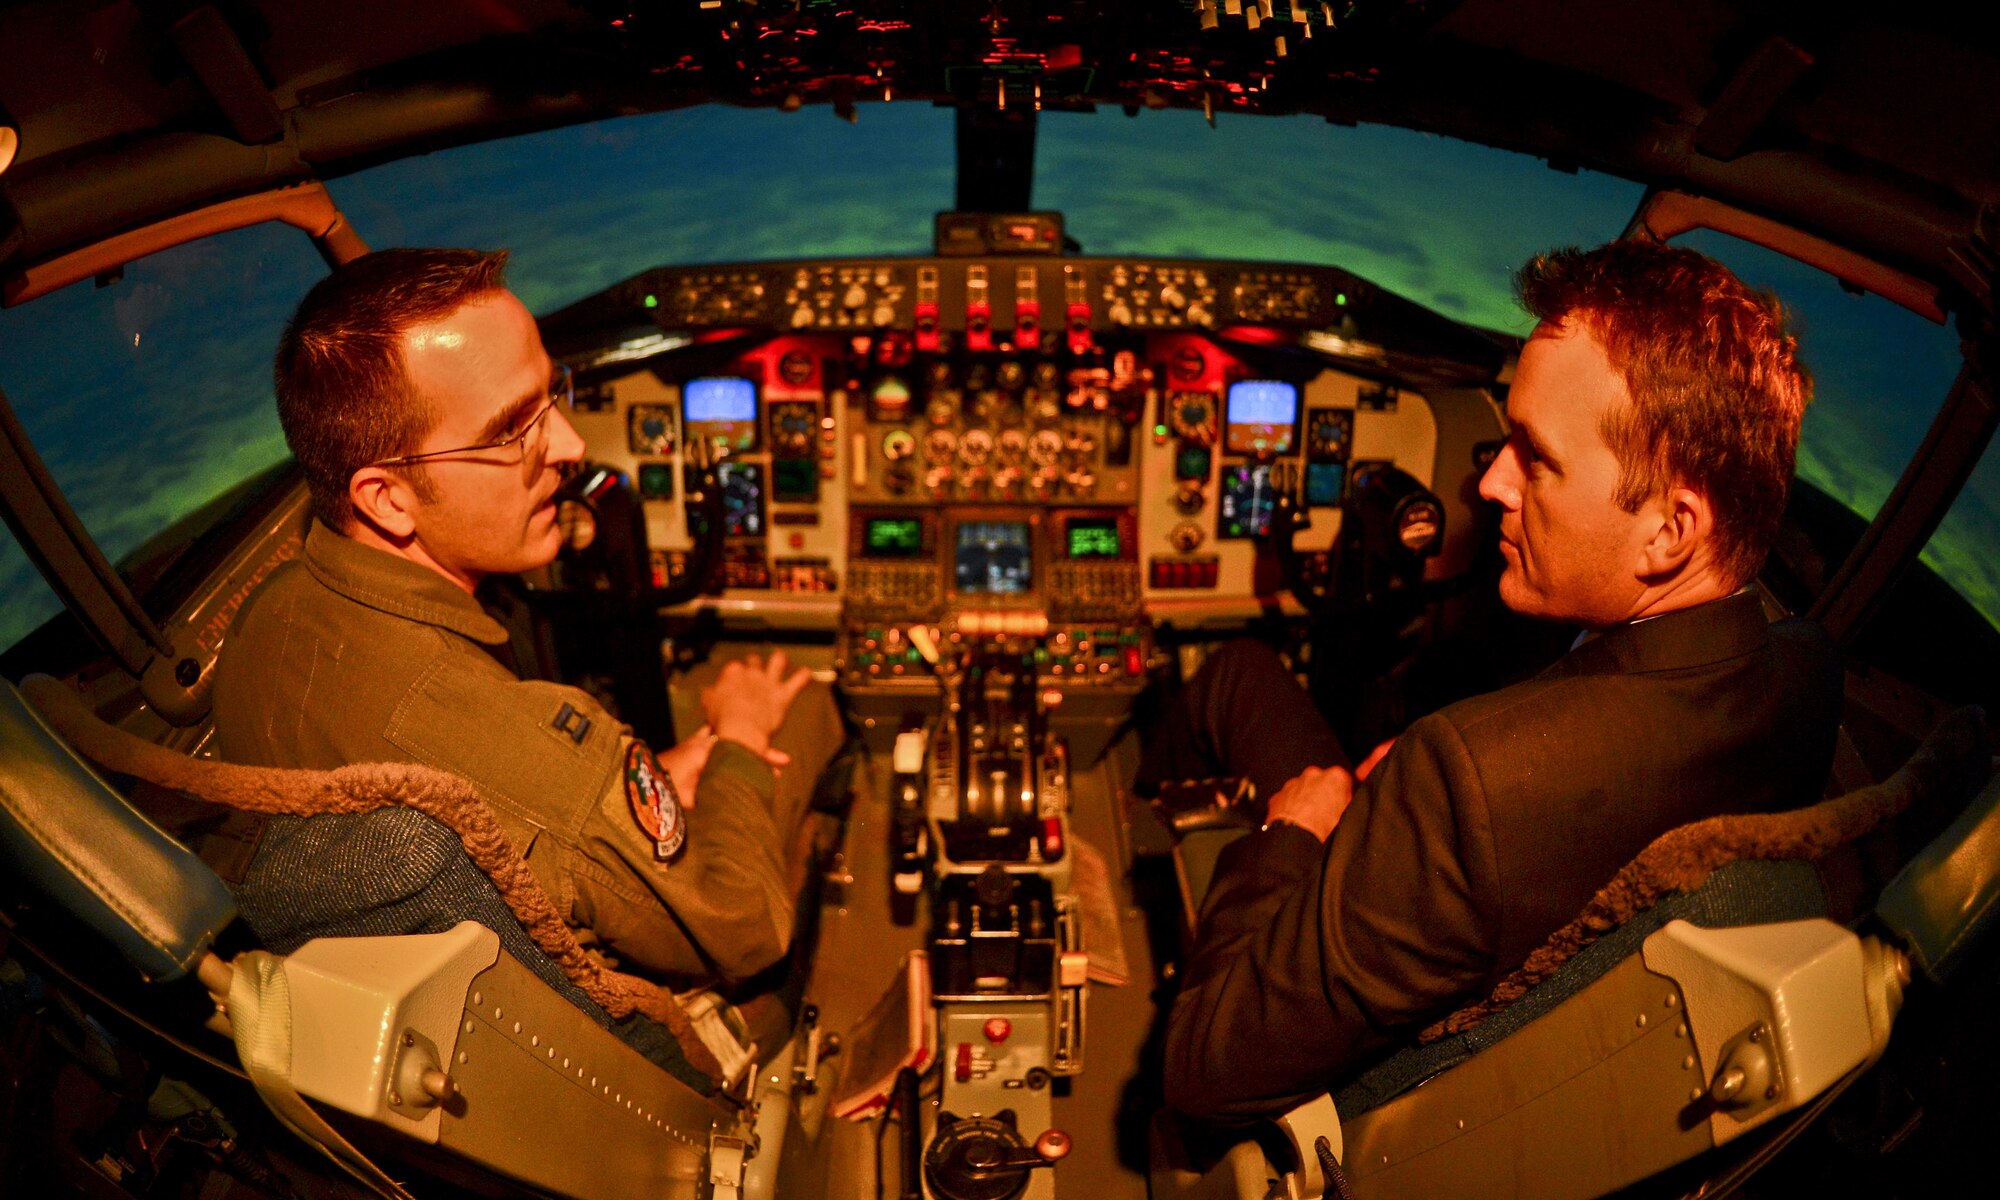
left=1265, top=764, right=1354, bottom=842
left=653, top=725, right=792, bottom=808
left=703, top=651, right=812, bottom=760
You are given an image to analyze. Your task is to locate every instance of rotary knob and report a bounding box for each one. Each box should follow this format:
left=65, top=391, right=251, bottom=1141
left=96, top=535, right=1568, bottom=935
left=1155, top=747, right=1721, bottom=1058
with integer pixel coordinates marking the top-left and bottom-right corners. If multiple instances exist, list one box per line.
left=926, top=428, right=958, bottom=461
left=882, top=429, right=917, bottom=461
left=1174, top=482, right=1206, bottom=515
left=998, top=428, right=1028, bottom=462
left=1170, top=521, right=1205, bottom=552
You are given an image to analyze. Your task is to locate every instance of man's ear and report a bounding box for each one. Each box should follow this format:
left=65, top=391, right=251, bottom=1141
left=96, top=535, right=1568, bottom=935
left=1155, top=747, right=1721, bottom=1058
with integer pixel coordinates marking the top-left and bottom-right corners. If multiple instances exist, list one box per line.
left=347, top=466, right=420, bottom=540
left=1638, top=485, right=1712, bottom=578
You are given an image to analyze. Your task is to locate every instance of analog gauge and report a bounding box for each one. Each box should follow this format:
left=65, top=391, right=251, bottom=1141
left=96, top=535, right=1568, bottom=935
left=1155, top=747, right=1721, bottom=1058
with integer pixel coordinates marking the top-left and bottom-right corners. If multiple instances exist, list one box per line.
left=927, top=395, right=960, bottom=426
left=869, top=376, right=913, bottom=422
left=1168, top=392, right=1216, bottom=443
left=556, top=499, right=598, bottom=552
left=779, top=350, right=815, bottom=385
left=1028, top=428, right=1064, bottom=466
left=926, top=428, right=959, bottom=461
left=998, top=428, right=1028, bottom=462
left=627, top=404, right=677, bottom=455
left=883, top=429, right=918, bottom=460
left=1172, top=346, right=1207, bottom=382
left=958, top=428, right=994, bottom=466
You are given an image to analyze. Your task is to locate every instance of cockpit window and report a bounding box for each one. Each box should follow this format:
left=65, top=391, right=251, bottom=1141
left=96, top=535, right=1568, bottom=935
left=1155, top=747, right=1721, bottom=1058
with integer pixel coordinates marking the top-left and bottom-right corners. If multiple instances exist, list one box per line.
left=1035, top=111, right=1645, bottom=335
left=1675, top=230, right=1983, bottom=628
left=0, top=223, right=327, bottom=651
left=326, top=104, right=958, bottom=314
left=0, top=105, right=958, bottom=653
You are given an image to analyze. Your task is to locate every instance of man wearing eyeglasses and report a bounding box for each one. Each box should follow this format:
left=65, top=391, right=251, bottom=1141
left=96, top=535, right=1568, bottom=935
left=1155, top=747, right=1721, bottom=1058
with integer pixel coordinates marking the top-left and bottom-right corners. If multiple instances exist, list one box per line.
left=213, top=249, right=812, bottom=1009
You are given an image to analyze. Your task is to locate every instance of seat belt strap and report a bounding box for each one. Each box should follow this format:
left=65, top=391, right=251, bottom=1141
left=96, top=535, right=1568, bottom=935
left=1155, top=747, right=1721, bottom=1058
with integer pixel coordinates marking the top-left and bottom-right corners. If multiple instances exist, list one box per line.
left=227, top=951, right=418, bottom=1200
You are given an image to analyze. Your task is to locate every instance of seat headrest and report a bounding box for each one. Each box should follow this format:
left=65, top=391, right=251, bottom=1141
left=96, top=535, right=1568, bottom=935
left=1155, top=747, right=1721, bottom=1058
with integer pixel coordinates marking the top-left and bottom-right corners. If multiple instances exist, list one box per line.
left=0, top=676, right=236, bottom=982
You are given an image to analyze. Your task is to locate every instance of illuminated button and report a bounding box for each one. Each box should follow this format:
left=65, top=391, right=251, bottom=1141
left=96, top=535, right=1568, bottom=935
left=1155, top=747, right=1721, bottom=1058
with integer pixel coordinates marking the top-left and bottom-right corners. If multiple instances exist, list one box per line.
left=1041, top=816, right=1064, bottom=858
left=983, top=1018, right=1013, bottom=1043
left=1123, top=646, right=1143, bottom=675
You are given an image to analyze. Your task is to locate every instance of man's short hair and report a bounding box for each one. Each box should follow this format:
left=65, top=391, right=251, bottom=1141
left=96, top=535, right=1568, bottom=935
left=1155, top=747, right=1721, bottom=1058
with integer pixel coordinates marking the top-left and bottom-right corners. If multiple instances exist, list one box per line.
left=275, top=248, right=512, bottom=530
left=1516, top=240, right=1811, bottom=586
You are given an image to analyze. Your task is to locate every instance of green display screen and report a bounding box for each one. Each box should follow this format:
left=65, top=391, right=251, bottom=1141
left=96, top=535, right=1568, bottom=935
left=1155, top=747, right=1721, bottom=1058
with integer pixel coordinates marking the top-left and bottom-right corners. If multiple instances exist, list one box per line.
left=1067, top=518, right=1121, bottom=559
left=866, top=517, right=925, bottom=556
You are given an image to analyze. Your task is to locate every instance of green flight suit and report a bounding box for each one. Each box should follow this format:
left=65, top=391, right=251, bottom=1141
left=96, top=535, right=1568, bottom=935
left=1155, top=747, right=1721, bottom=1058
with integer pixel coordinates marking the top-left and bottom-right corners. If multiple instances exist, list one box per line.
left=213, top=521, right=794, bottom=983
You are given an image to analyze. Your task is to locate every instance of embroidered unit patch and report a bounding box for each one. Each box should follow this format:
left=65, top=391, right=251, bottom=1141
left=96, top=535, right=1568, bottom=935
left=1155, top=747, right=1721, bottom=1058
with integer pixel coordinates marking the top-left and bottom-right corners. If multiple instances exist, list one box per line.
left=625, top=740, right=686, bottom=861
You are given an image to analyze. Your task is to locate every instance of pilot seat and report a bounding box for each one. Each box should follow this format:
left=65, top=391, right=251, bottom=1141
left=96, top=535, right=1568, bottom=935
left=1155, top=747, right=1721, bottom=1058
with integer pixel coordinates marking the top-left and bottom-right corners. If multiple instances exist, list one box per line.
left=1147, top=703, right=1998, bottom=1200
left=0, top=672, right=799, bottom=1200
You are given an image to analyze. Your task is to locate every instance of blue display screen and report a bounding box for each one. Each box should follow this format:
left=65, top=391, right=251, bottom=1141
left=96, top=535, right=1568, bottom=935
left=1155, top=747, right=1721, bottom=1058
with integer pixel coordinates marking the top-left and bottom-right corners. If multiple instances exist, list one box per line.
left=1224, top=380, right=1298, bottom=454
left=1226, top=380, right=1298, bottom=425
left=684, top=377, right=758, bottom=422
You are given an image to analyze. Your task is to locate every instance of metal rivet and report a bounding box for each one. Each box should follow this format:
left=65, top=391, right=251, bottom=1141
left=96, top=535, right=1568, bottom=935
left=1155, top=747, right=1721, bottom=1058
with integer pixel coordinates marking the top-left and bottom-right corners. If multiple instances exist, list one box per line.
left=388, top=1091, right=402, bottom=1106
left=531, top=1035, right=540, bottom=1047
left=464, top=1020, right=475, bottom=1034
left=513, top=1022, right=523, bottom=1034
left=471, top=992, right=482, bottom=1006
left=458, top=1052, right=469, bottom=1064
left=564, top=1058, right=571, bottom=1068
left=1636, top=1014, right=1648, bottom=1028
left=1665, top=994, right=1679, bottom=1009
left=1456, top=1119, right=1465, bottom=1129
left=1675, top=1023, right=1688, bottom=1038
left=494, top=1007, right=503, bottom=1019
left=402, top=1032, right=416, bottom=1047
left=1690, top=1087, right=1705, bottom=1102
left=1682, top=1055, right=1696, bottom=1070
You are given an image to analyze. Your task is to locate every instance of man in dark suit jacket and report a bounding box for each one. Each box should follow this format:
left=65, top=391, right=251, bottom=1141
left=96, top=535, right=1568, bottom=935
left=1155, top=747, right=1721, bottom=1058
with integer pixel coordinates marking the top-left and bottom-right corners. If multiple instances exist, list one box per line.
left=1162, top=241, right=1843, bottom=1120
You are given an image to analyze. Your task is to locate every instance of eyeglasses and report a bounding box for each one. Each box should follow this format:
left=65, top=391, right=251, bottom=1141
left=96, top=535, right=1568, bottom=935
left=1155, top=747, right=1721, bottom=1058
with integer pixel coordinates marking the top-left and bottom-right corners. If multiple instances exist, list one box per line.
left=372, top=365, right=574, bottom=468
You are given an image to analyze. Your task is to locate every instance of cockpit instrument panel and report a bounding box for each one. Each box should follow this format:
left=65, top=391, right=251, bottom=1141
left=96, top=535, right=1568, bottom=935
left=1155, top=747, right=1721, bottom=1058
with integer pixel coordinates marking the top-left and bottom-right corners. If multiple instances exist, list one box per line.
left=551, top=251, right=1490, bottom=651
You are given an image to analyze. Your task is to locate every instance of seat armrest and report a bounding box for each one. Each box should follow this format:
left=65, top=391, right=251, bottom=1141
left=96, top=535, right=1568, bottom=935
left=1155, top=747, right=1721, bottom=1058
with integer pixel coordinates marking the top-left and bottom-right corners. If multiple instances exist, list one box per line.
left=0, top=677, right=235, bottom=982
left=1877, top=767, right=2000, bottom=984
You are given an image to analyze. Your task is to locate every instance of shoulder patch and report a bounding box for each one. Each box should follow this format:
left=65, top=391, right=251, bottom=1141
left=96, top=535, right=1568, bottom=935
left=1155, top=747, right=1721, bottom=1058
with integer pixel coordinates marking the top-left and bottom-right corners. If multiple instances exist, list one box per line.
left=626, top=741, right=686, bottom=862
